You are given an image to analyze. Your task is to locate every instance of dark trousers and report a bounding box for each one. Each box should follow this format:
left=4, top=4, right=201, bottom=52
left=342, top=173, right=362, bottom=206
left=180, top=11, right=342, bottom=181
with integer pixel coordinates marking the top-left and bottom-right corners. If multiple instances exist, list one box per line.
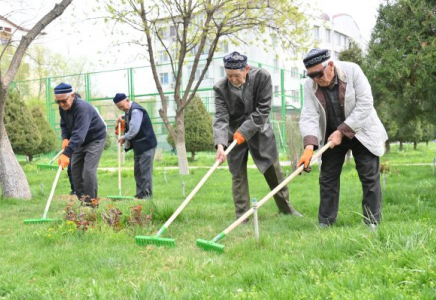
left=319, top=137, right=382, bottom=225
left=232, top=151, right=294, bottom=218
left=67, top=164, right=74, bottom=192
left=134, top=147, right=155, bottom=198
left=71, top=138, right=106, bottom=201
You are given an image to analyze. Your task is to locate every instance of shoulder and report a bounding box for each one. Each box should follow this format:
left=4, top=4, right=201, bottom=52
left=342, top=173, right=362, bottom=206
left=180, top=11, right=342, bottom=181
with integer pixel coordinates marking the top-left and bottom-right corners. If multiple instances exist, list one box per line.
left=335, top=61, right=362, bottom=74
left=213, top=77, right=228, bottom=92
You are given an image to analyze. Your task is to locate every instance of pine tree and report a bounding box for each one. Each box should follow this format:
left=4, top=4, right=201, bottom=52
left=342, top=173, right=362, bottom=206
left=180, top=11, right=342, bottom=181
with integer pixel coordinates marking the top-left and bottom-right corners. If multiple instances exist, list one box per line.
left=30, top=106, right=57, bottom=158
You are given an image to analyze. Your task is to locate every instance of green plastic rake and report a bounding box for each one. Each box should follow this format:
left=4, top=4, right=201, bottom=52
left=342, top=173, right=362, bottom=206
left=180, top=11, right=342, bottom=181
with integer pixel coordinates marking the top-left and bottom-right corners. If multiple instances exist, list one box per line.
left=36, top=150, right=63, bottom=171
left=24, top=166, right=63, bottom=224
left=136, top=140, right=238, bottom=247
left=107, top=122, right=134, bottom=200
left=197, top=142, right=332, bottom=253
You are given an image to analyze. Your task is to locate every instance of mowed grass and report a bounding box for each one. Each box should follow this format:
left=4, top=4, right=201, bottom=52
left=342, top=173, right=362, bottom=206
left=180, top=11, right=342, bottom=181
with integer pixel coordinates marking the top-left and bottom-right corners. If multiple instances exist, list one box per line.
left=0, top=144, right=435, bottom=299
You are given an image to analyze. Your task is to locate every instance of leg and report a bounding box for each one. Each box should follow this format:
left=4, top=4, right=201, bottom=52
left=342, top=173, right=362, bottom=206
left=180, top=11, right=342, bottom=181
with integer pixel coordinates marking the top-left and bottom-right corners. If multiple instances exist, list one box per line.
left=263, top=159, right=296, bottom=214
left=319, top=142, right=349, bottom=225
left=71, top=150, right=85, bottom=200
left=136, top=147, right=155, bottom=198
left=231, top=150, right=250, bottom=218
left=67, top=164, right=75, bottom=193
left=82, top=138, right=106, bottom=199
left=351, top=139, right=382, bottom=225
left=133, top=154, right=142, bottom=198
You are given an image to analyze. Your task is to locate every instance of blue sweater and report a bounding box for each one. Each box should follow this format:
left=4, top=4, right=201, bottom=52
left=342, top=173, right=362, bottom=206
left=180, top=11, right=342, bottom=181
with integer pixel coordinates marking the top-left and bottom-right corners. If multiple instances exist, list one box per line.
left=60, top=96, right=107, bottom=157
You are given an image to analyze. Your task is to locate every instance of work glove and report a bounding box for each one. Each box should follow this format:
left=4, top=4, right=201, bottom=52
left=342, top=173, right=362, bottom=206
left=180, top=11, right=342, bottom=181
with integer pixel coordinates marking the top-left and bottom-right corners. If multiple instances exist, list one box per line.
left=58, top=154, right=70, bottom=169
left=297, top=148, right=314, bottom=172
left=233, top=131, right=245, bottom=145
left=62, top=139, right=69, bottom=150
left=115, top=120, right=125, bottom=135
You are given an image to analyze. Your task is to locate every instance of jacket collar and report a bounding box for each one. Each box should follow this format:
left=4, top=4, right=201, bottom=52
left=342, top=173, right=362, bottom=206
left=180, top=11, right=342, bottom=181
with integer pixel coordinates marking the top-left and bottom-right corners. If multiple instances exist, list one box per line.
left=311, top=61, right=347, bottom=91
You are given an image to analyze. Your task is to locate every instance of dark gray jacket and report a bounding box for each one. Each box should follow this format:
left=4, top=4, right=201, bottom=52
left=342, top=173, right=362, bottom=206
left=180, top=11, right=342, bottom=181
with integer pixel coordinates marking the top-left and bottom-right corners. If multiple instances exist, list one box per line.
left=213, top=67, right=278, bottom=175
left=60, top=96, right=107, bottom=157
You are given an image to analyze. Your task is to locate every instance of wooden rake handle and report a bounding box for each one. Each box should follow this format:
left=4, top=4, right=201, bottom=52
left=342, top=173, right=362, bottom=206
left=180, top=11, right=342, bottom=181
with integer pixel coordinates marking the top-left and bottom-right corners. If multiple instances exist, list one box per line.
left=222, top=141, right=333, bottom=236
left=117, top=121, right=122, bottom=194
left=163, top=139, right=239, bottom=228
left=42, top=166, right=63, bottom=219
left=48, top=149, right=64, bottom=165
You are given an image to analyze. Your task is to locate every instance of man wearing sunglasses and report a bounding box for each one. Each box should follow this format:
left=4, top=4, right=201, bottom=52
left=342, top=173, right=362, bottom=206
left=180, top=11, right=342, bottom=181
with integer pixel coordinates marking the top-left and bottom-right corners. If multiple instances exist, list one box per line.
left=213, top=51, right=302, bottom=220
left=55, top=82, right=107, bottom=206
left=298, top=48, right=388, bottom=229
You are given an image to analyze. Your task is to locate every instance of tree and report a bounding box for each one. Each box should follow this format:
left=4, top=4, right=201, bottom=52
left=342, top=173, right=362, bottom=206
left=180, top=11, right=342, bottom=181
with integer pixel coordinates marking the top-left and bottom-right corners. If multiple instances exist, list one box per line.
left=366, top=0, right=436, bottom=152
left=339, top=39, right=364, bottom=66
left=30, top=105, right=57, bottom=158
left=0, top=0, right=73, bottom=199
left=4, top=92, right=41, bottom=161
left=104, top=0, right=309, bottom=174
left=167, top=95, right=214, bottom=161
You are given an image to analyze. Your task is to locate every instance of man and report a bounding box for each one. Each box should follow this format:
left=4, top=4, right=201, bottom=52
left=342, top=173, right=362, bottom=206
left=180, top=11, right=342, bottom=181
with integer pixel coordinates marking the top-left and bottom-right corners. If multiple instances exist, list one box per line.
left=214, top=51, right=301, bottom=219
left=113, top=93, right=157, bottom=199
left=298, top=49, right=388, bottom=229
left=55, top=83, right=107, bottom=205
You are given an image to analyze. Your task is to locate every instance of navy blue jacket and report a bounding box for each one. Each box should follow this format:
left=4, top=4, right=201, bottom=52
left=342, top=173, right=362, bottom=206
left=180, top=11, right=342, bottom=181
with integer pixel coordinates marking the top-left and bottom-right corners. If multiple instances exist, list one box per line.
left=125, top=102, right=157, bottom=155
left=60, top=96, right=107, bottom=157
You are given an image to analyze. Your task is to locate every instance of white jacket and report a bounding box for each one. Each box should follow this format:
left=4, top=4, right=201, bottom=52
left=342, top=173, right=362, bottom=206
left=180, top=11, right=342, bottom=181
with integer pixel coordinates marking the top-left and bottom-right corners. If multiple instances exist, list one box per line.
left=299, top=61, right=388, bottom=156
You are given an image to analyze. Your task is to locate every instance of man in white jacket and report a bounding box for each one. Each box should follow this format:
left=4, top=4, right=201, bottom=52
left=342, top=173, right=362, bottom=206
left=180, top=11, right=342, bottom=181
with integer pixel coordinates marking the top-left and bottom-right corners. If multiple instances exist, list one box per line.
left=297, top=48, right=388, bottom=229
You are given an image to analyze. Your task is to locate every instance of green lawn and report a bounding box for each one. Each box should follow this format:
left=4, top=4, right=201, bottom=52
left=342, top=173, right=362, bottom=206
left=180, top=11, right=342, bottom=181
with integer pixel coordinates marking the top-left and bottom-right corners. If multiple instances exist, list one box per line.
left=0, top=143, right=435, bottom=299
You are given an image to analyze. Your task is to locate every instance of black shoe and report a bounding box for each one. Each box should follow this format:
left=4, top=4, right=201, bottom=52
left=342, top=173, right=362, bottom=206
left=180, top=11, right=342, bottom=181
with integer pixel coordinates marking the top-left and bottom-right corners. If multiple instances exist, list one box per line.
left=69, top=191, right=76, bottom=195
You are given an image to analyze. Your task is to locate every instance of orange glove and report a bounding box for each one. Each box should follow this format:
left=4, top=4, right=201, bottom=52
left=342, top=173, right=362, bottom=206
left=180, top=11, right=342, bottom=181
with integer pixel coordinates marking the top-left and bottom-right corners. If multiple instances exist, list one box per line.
left=233, top=131, right=245, bottom=145
left=58, top=154, right=70, bottom=169
left=297, top=148, right=314, bottom=172
left=115, top=120, right=125, bottom=135
left=62, top=139, right=69, bottom=150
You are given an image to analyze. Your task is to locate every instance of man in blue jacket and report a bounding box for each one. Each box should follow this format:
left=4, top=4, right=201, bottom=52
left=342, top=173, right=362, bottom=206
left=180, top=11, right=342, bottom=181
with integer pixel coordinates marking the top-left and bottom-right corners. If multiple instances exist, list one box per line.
left=55, top=83, right=107, bottom=205
left=113, top=93, right=157, bottom=199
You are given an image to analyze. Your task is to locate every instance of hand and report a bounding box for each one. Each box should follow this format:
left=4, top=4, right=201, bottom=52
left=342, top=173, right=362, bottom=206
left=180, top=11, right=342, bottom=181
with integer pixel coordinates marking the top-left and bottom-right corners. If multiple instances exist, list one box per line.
left=62, top=139, right=69, bottom=150
left=297, top=147, right=314, bottom=172
left=233, top=131, right=245, bottom=145
left=118, top=137, right=126, bottom=145
left=115, top=120, right=125, bottom=135
left=215, top=144, right=226, bottom=164
left=328, top=130, right=344, bottom=148
left=58, top=154, right=70, bottom=169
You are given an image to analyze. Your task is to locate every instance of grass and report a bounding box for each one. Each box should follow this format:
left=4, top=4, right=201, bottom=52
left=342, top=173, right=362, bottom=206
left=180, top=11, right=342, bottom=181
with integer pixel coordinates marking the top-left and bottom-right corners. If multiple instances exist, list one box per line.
left=0, top=143, right=435, bottom=299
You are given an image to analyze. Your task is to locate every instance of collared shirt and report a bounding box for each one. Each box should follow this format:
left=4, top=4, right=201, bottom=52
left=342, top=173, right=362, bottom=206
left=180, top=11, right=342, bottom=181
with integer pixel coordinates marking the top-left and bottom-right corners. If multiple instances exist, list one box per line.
left=320, top=74, right=345, bottom=138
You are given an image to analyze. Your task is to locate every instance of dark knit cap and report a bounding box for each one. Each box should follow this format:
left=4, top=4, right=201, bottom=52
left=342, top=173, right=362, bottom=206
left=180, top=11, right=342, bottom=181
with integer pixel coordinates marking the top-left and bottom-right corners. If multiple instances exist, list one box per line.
left=54, top=82, right=73, bottom=94
left=303, top=48, right=331, bottom=68
left=113, top=93, right=127, bottom=104
left=223, top=51, right=248, bottom=69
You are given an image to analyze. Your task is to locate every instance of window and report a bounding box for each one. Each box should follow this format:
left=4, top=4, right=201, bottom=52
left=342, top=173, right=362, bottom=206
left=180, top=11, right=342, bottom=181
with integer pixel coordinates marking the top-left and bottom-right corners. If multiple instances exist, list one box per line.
left=5, top=27, right=11, bottom=33
left=220, top=40, right=229, bottom=53
left=313, top=26, right=320, bottom=40
left=160, top=72, right=169, bottom=84
left=326, top=29, right=331, bottom=43
left=188, top=64, right=209, bottom=80
left=170, top=25, right=177, bottom=37
left=159, top=51, right=169, bottom=63
left=335, top=32, right=341, bottom=46
left=220, top=66, right=225, bottom=78
left=291, top=67, right=299, bottom=78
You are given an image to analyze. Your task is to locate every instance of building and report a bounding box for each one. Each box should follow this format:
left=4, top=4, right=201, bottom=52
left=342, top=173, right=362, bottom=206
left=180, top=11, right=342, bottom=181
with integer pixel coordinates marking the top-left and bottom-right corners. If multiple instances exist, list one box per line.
left=0, top=15, right=30, bottom=45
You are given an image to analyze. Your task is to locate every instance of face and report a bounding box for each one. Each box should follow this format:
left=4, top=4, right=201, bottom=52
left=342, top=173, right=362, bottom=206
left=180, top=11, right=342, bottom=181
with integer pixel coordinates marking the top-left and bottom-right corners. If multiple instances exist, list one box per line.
left=115, top=99, right=131, bottom=112
left=55, top=93, right=74, bottom=110
left=306, top=61, right=335, bottom=87
left=225, top=66, right=249, bottom=88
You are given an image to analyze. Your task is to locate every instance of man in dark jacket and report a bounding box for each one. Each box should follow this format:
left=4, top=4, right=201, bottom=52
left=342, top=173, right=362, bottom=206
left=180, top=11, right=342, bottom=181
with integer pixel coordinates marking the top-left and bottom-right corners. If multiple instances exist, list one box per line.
left=55, top=83, right=107, bottom=205
left=113, top=93, right=157, bottom=199
left=213, top=51, right=301, bottom=219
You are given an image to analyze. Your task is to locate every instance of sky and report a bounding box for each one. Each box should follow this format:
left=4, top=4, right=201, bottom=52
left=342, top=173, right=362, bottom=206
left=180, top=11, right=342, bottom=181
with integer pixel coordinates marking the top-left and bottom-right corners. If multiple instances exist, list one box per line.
left=0, top=0, right=382, bottom=71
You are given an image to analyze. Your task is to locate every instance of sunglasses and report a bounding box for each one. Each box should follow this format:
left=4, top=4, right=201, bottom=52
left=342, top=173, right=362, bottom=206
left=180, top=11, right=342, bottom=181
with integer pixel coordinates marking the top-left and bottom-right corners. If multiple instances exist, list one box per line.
left=307, top=64, right=328, bottom=79
left=55, top=95, right=70, bottom=105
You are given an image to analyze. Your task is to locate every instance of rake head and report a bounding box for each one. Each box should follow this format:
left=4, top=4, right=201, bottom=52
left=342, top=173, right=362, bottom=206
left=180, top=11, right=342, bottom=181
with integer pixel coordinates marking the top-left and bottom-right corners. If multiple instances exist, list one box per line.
left=36, top=164, right=58, bottom=171
left=107, top=195, right=134, bottom=200
left=196, top=239, right=225, bottom=253
left=24, top=218, right=56, bottom=224
left=135, top=235, right=176, bottom=247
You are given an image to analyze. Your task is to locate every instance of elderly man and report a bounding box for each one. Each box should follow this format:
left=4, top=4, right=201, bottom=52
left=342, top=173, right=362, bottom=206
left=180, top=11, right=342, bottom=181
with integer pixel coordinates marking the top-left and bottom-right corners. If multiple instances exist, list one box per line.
left=214, top=51, right=301, bottom=219
left=298, top=49, right=388, bottom=229
left=113, top=93, right=157, bottom=199
left=55, top=83, right=107, bottom=205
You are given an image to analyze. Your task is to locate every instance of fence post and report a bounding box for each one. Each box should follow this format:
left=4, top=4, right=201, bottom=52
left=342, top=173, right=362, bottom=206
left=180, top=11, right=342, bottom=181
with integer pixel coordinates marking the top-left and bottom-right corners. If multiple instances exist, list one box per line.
left=252, top=198, right=259, bottom=242
left=85, top=73, right=91, bottom=102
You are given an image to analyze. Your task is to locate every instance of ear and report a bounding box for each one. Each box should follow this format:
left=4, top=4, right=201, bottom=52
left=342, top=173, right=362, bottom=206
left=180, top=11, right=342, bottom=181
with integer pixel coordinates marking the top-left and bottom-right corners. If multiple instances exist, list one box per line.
left=245, top=65, right=250, bottom=72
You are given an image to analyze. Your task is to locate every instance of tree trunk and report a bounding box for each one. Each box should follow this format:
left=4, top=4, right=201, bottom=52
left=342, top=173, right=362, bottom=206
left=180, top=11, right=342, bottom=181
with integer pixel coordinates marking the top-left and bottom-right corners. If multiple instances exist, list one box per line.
left=190, top=151, right=195, bottom=162
left=0, top=123, right=31, bottom=199
left=413, top=141, right=417, bottom=150
left=174, top=113, right=189, bottom=175
left=385, top=140, right=390, bottom=153
left=399, top=141, right=403, bottom=151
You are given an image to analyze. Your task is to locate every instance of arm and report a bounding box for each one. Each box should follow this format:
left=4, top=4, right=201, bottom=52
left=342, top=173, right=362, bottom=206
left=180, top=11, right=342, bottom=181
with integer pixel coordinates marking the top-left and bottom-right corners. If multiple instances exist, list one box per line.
left=63, top=105, right=92, bottom=157
left=60, top=112, right=69, bottom=140
left=213, top=87, right=230, bottom=148
left=123, top=109, right=143, bottom=140
left=299, top=82, right=321, bottom=150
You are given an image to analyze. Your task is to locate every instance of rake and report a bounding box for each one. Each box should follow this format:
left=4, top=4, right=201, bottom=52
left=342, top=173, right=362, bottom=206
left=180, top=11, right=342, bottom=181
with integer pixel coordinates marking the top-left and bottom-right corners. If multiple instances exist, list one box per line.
left=197, top=141, right=332, bottom=253
left=136, top=139, right=238, bottom=247
left=36, top=149, right=63, bottom=171
left=24, top=166, right=63, bottom=224
left=107, top=122, right=134, bottom=200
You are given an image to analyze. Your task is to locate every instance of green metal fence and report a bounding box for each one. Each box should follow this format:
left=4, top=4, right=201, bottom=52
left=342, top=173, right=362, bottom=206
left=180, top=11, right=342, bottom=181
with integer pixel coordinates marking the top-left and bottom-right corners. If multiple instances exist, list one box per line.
left=11, top=57, right=304, bottom=153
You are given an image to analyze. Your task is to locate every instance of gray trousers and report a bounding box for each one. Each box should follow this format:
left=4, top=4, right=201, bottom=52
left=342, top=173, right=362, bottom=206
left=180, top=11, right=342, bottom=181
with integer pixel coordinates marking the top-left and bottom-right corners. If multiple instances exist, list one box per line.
left=232, top=151, right=294, bottom=218
left=319, top=137, right=382, bottom=225
left=71, top=138, right=106, bottom=201
left=134, top=147, right=155, bottom=198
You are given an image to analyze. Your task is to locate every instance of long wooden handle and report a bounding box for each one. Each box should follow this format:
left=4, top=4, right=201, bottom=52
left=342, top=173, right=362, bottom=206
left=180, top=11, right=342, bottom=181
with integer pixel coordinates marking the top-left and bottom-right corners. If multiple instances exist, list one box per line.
left=48, top=149, right=64, bottom=165
left=222, top=141, right=333, bottom=235
left=163, top=139, right=238, bottom=228
left=118, top=122, right=122, bottom=195
left=42, top=166, right=63, bottom=219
